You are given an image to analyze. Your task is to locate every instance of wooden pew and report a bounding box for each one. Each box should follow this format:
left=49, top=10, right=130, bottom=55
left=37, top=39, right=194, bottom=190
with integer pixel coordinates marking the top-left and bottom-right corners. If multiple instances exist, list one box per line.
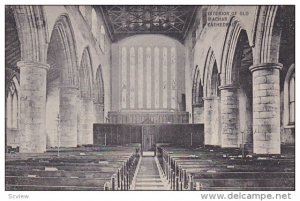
left=6, top=176, right=111, bottom=190
left=6, top=145, right=141, bottom=191
left=156, top=145, right=295, bottom=191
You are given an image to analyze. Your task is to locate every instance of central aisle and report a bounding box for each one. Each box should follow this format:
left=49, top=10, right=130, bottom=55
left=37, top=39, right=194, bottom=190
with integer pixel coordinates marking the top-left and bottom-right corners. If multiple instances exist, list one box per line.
left=133, top=157, right=169, bottom=190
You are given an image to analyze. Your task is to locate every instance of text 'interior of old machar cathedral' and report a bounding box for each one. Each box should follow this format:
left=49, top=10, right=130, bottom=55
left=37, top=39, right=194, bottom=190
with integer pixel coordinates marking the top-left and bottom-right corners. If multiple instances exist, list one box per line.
left=5, top=5, right=295, bottom=191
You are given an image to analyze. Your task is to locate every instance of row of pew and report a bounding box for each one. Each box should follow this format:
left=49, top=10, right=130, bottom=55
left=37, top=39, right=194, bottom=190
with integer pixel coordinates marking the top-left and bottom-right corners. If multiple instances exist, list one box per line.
left=156, top=145, right=295, bottom=191
left=6, top=144, right=141, bottom=191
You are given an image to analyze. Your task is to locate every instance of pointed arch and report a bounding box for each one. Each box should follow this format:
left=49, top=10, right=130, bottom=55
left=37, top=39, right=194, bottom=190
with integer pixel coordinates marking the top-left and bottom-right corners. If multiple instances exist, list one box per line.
left=220, top=16, right=247, bottom=85
left=95, top=65, right=104, bottom=104
left=203, top=47, right=218, bottom=98
left=254, top=6, right=280, bottom=64
left=46, top=15, right=79, bottom=148
left=5, top=69, right=20, bottom=129
left=203, top=47, right=221, bottom=146
left=79, top=47, right=93, bottom=99
left=47, top=14, right=78, bottom=86
left=192, top=65, right=203, bottom=105
left=12, top=6, right=48, bottom=63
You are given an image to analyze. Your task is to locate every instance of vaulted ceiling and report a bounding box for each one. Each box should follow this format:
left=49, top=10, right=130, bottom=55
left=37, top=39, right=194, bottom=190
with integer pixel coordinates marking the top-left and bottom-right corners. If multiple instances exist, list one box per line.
left=99, top=5, right=198, bottom=42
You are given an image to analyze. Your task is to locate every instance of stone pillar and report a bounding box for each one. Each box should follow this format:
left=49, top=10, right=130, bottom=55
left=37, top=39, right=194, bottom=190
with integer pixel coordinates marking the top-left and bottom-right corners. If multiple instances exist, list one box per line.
left=59, top=86, right=78, bottom=147
left=78, top=98, right=94, bottom=145
left=219, top=85, right=239, bottom=148
left=18, top=61, right=49, bottom=153
left=203, top=97, right=221, bottom=146
left=192, top=103, right=204, bottom=123
left=203, top=98, right=212, bottom=145
left=250, top=63, right=282, bottom=154
left=94, top=102, right=104, bottom=123
left=45, top=81, right=60, bottom=148
left=211, top=97, right=221, bottom=146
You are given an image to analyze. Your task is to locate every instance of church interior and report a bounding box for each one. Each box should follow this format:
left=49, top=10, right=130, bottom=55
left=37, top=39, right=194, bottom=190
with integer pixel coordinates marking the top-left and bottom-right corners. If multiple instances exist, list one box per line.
left=5, top=5, right=295, bottom=191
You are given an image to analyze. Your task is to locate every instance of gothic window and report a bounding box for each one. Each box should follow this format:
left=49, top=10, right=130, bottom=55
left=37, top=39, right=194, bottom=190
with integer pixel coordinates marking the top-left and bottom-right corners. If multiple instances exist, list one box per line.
left=210, top=62, right=219, bottom=97
left=289, top=72, right=295, bottom=124
left=192, top=66, right=203, bottom=105
left=284, top=64, right=295, bottom=127
left=96, top=65, right=104, bottom=104
left=6, top=76, right=19, bottom=129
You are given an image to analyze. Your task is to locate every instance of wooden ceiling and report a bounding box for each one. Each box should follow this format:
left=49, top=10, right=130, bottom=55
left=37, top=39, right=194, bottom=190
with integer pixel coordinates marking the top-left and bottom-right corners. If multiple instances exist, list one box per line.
left=99, top=5, right=198, bottom=42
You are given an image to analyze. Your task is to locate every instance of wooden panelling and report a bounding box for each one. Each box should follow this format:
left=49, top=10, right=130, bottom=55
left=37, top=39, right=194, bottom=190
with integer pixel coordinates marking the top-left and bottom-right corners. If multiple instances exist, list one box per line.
left=108, top=111, right=189, bottom=124
left=93, top=124, right=204, bottom=148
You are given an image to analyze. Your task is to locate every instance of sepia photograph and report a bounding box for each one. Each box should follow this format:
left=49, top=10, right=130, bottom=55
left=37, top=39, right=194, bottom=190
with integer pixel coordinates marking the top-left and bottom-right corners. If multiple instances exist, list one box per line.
left=3, top=2, right=297, bottom=200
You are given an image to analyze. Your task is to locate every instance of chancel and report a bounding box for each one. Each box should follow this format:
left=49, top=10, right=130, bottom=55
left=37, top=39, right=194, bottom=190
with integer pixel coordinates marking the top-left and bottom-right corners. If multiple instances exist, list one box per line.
left=5, top=5, right=295, bottom=191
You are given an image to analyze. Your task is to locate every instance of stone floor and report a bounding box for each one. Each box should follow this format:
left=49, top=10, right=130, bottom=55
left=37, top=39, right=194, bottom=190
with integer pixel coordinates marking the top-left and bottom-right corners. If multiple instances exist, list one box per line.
left=133, top=157, right=169, bottom=190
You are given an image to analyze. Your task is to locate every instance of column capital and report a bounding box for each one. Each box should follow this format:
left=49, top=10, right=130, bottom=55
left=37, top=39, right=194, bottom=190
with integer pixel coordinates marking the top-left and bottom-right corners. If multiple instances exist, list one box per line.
left=17, top=61, right=50, bottom=71
left=218, top=84, right=238, bottom=90
left=249, top=62, right=283, bottom=73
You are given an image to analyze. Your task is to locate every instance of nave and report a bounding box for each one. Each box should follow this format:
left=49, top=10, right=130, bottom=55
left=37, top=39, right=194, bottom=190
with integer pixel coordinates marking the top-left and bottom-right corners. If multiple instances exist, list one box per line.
left=5, top=143, right=295, bottom=191
left=5, top=5, right=295, bottom=192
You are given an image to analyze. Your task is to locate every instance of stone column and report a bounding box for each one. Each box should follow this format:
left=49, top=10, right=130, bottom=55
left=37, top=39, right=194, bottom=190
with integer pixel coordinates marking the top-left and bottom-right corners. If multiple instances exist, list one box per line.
left=211, top=97, right=221, bottom=146
left=250, top=63, right=282, bottom=154
left=204, top=97, right=221, bottom=146
left=59, top=85, right=78, bottom=147
left=203, top=97, right=212, bottom=145
left=219, top=85, right=239, bottom=148
left=192, top=103, right=204, bottom=123
left=94, top=102, right=104, bottom=123
left=77, top=98, right=94, bottom=145
left=18, top=61, right=49, bottom=153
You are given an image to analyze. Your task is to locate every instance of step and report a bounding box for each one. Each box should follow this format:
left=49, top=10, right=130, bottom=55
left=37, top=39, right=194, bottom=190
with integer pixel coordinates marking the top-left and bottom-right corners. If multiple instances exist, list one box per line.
left=136, top=175, right=160, bottom=178
left=136, top=178, right=162, bottom=181
left=134, top=186, right=167, bottom=190
left=135, top=184, right=165, bottom=187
